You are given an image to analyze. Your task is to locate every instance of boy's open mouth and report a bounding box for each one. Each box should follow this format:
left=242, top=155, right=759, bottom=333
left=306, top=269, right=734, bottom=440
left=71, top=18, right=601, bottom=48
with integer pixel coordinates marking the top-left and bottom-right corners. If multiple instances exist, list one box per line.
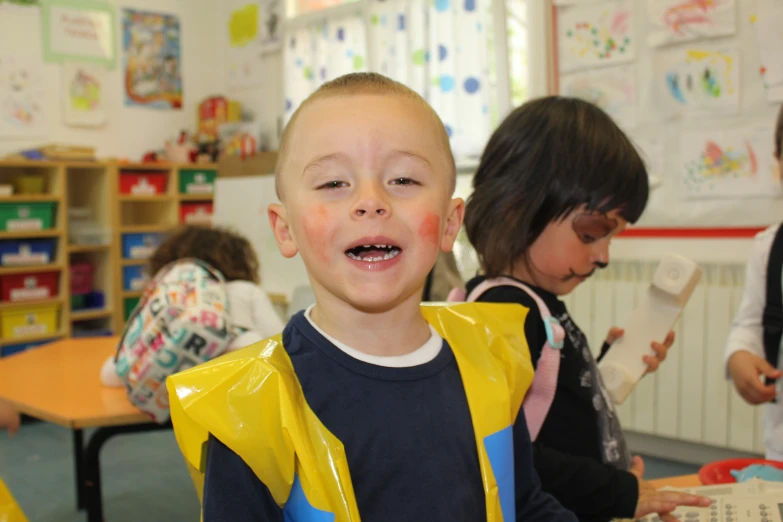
left=345, top=244, right=402, bottom=262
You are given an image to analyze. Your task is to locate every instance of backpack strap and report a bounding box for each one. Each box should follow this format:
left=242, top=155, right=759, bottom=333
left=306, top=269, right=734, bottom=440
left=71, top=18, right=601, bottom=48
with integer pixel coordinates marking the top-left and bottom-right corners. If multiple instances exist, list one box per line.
left=465, top=277, right=564, bottom=441
left=764, top=225, right=783, bottom=383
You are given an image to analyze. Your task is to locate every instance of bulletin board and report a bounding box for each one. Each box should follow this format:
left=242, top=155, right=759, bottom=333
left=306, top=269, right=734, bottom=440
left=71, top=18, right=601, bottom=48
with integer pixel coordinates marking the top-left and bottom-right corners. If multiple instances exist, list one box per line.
left=552, top=0, right=783, bottom=238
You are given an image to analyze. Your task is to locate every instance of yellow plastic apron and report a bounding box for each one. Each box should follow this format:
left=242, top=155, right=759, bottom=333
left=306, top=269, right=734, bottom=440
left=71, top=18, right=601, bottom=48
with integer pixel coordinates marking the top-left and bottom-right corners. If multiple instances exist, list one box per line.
left=0, top=478, right=27, bottom=522
left=168, top=303, right=534, bottom=521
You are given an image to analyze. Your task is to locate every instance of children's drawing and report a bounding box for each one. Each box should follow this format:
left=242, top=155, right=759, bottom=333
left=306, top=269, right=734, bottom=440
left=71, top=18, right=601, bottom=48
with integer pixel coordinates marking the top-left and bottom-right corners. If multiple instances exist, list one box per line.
left=646, top=0, right=736, bottom=48
left=226, top=2, right=264, bottom=88
left=635, top=137, right=666, bottom=185
left=557, top=1, right=636, bottom=73
left=62, top=62, right=107, bottom=127
left=654, top=47, right=739, bottom=117
left=122, top=9, right=182, bottom=110
left=0, top=54, right=47, bottom=138
left=753, top=0, right=783, bottom=89
left=560, top=65, right=636, bottom=129
left=259, top=0, right=281, bottom=53
left=681, top=126, right=779, bottom=199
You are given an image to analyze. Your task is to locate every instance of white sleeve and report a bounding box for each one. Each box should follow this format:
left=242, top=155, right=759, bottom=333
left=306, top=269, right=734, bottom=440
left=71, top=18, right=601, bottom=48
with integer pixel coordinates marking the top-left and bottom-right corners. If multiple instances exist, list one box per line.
left=724, top=228, right=776, bottom=372
left=100, top=355, right=124, bottom=387
left=250, top=287, right=286, bottom=338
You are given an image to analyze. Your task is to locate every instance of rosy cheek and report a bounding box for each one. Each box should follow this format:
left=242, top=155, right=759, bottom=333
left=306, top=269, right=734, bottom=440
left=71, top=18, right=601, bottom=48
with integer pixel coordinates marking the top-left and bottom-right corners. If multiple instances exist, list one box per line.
left=418, top=212, right=441, bottom=248
left=302, top=205, right=331, bottom=264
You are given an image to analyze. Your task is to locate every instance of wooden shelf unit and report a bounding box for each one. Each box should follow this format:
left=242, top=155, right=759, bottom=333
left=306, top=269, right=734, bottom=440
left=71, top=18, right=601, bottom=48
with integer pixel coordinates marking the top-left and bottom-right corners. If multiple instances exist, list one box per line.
left=114, top=163, right=217, bottom=325
left=0, top=160, right=219, bottom=353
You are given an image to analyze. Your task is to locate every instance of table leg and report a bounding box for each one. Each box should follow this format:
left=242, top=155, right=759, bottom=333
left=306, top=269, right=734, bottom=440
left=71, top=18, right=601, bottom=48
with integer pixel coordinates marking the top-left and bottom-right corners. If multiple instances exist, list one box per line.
left=72, top=429, right=85, bottom=511
left=83, top=423, right=172, bottom=522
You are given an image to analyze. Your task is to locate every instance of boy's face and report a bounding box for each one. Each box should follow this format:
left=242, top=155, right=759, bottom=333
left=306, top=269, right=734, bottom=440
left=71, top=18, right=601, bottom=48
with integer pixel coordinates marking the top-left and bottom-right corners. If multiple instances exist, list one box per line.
left=522, top=207, right=627, bottom=296
left=270, top=94, right=464, bottom=313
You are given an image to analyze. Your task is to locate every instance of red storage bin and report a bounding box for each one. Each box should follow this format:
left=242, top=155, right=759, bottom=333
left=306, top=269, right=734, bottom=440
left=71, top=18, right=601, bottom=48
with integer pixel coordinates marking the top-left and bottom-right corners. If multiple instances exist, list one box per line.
left=70, top=263, right=93, bottom=295
left=119, top=171, right=167, bottom=195
left=180, top=202, right=214, bottom=225
left=1, top=271, right=59, bottom=302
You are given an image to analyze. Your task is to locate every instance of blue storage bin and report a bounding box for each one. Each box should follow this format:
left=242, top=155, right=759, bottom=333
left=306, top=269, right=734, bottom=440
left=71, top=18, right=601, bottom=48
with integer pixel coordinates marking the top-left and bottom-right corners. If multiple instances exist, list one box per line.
left=1, top=340, right=48, bottom=358
left=0, top=239, right=56, bottom=266
left=122, top=233, right=164, bottom=260
left=123, top=265, right=148, bottom=291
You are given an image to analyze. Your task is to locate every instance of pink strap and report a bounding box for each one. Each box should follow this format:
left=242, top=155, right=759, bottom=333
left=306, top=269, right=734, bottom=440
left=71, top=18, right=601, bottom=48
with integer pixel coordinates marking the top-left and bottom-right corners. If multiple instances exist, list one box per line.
left=462, top=277, right=563, bottom=441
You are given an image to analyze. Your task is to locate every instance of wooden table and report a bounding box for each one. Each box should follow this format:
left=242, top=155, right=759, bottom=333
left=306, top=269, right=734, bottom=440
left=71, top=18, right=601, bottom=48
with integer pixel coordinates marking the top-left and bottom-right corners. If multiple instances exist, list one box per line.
left=0, top=337, right=170, bottom=522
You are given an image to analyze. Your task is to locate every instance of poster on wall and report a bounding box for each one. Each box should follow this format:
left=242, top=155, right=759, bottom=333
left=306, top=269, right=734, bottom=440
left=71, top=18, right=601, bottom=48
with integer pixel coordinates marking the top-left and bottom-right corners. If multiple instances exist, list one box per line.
left=226, top=2, right=264, bottom=88
left=41, top=0, right=115, bottom=68
left=0, top=54, right=47, bottom=138
left=259, top=0, right=281, bottom=53
left=646, top=0, right=736, bottom=48
left=560, top=65, right=637, bottom=129
left=62, top=61, right=107, bottom=127
left=752, top=0, right=783, bottom=91
left=557, top=0, right=636, bottom=73
left=653, top=47, right=740, bottom=118
left=122, top=8, right=182, bottom=110
left=680, top=124, right=780, bottom=199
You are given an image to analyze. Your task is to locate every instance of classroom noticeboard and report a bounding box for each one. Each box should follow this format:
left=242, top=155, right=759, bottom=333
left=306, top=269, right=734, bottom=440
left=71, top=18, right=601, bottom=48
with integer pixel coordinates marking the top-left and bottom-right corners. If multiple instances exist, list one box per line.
left=552, top=0, right=783, bottom=236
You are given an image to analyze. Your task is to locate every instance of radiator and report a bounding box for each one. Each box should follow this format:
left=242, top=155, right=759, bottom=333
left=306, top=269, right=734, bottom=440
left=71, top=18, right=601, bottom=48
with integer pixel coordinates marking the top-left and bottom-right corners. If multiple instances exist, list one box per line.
left=562, top=260, right=765, bottom=455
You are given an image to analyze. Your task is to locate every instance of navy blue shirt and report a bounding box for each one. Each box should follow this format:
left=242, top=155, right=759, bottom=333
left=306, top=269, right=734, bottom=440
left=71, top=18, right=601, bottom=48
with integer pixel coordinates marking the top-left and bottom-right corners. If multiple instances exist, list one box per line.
left=202, top=312, right=576, bottom=522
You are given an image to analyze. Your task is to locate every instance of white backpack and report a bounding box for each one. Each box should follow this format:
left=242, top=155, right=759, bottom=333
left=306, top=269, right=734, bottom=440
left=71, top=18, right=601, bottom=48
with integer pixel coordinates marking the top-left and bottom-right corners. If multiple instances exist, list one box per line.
left=115, top=259, right=236, bottom=423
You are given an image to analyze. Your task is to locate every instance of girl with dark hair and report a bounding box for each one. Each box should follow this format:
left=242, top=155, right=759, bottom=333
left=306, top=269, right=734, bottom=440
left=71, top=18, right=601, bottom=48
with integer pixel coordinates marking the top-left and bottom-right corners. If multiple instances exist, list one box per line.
left=462, top=97, right=693, bottom=522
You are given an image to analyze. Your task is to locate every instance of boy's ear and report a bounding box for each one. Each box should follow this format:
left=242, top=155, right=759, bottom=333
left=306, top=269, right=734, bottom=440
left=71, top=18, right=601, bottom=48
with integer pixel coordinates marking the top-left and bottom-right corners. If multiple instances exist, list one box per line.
left=440, top=197, right=465, bottom=253
left=268, top=203, right=299, bottom=258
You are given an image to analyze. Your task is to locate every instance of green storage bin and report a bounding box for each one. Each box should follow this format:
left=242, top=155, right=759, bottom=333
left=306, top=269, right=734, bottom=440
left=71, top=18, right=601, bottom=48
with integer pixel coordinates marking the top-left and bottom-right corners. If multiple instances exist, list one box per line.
left=179, top=169, right=217, bottom=195
left=71, top=294, right=86, bottom=310
left=124, top=297, right=141, bottom=321
left=0, top=203, right=56, bottom=232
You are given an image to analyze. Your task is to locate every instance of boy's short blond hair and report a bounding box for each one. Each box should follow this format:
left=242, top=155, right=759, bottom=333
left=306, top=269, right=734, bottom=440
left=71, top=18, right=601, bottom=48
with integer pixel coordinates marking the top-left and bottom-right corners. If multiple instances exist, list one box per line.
left=275, top=72, right=456, bottom=198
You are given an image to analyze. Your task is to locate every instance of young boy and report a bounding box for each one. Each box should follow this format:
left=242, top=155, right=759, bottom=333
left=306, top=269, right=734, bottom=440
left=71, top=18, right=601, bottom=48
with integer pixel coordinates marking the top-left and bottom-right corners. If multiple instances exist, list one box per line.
left=726, top=105, right=783, bottom=460
left=167, top=72, right=578, bottom=521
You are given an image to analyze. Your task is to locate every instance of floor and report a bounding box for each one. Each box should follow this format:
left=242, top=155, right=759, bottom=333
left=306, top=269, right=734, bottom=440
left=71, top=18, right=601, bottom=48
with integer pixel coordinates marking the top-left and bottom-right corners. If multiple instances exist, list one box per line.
left=0, top=421, right=700, bottom=522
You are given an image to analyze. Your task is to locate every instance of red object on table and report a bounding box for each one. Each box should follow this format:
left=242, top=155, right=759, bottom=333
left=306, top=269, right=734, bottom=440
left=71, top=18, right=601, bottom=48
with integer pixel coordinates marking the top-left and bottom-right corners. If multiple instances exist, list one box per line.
left=698, top=458, right=783, bottom=485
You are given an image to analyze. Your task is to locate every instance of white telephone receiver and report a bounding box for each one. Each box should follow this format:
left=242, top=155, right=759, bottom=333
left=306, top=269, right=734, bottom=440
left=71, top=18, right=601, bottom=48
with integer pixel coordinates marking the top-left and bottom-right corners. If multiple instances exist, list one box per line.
left=598, top=253, right=702, bottom=405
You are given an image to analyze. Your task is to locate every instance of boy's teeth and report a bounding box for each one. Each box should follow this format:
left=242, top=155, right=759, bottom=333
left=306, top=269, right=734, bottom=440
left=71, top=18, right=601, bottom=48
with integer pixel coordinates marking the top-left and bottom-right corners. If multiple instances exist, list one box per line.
left=346, top=249, right=400, bottom=262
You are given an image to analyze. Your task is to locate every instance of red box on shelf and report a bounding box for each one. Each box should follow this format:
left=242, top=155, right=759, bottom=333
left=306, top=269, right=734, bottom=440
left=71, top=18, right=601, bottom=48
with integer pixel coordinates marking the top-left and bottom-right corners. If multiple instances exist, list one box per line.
left=1, top=271, right=59, bottom=302
left=119, top=172, right=167, bottom=195
left=180, top=202, right=214, bottom=225
left=70, top=263, right=93, bottom=295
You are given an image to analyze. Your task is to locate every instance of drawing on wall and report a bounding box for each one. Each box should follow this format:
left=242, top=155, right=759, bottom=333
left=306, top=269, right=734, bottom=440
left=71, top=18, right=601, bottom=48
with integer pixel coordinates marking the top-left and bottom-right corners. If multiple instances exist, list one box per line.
left=557, top=0, right=635, bottom=73
left=62, top=62, right=107, bottom=127
left=259, top=0, right=281, bottom=52
left=226, top=2, right=264, bottom=88
left=654, top=47, right=739, bottom=117
left=560, top=65, right=637, bottom=129
left=646, top=0, right=736, bottom=48
left=122, top=8, right=182, bottom=110
left=0, top=54, right=47, bottom=138
left=681, top=125, right=779, bottom=199
left=635, top=137, right=666, bottom=187
left=752, top=0, right=783, bottom=91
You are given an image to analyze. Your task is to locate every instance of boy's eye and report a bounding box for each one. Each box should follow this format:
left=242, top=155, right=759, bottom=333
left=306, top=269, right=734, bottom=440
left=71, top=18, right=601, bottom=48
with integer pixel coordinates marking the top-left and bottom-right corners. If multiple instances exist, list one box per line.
left=579, top=234, right=597, bottom=244
left=318, top=180, right=348, bottom=190
left=390, top=177, right=420, bottom=186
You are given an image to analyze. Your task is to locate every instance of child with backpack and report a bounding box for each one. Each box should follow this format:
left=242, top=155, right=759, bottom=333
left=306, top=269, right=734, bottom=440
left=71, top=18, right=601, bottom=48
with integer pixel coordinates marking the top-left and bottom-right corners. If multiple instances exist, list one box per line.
left=101, top=225, right=284, bottom=388
left=460, top=96, right=702, bottom=522
left=725, top=105, right=783, bottom=460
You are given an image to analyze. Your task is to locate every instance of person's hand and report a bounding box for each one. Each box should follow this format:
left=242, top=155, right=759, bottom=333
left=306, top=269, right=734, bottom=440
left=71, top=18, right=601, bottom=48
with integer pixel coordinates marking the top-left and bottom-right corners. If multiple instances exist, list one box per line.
left=644, top=330, right=675, bottom=374
left=630, top=456, right=712, bottom=521
left=728, top=351, right=782, bottom=404
left=603, top=328, right=675, bottom=374
left=0, top=399, right=20, bottom=437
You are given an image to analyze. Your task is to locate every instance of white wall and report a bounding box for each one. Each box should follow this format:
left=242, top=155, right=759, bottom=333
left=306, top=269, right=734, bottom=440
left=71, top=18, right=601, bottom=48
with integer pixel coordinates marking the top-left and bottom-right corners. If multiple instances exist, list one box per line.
left=215, top=0, right=283, bottom=151
left=0, top=0, right=222, bottom=160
